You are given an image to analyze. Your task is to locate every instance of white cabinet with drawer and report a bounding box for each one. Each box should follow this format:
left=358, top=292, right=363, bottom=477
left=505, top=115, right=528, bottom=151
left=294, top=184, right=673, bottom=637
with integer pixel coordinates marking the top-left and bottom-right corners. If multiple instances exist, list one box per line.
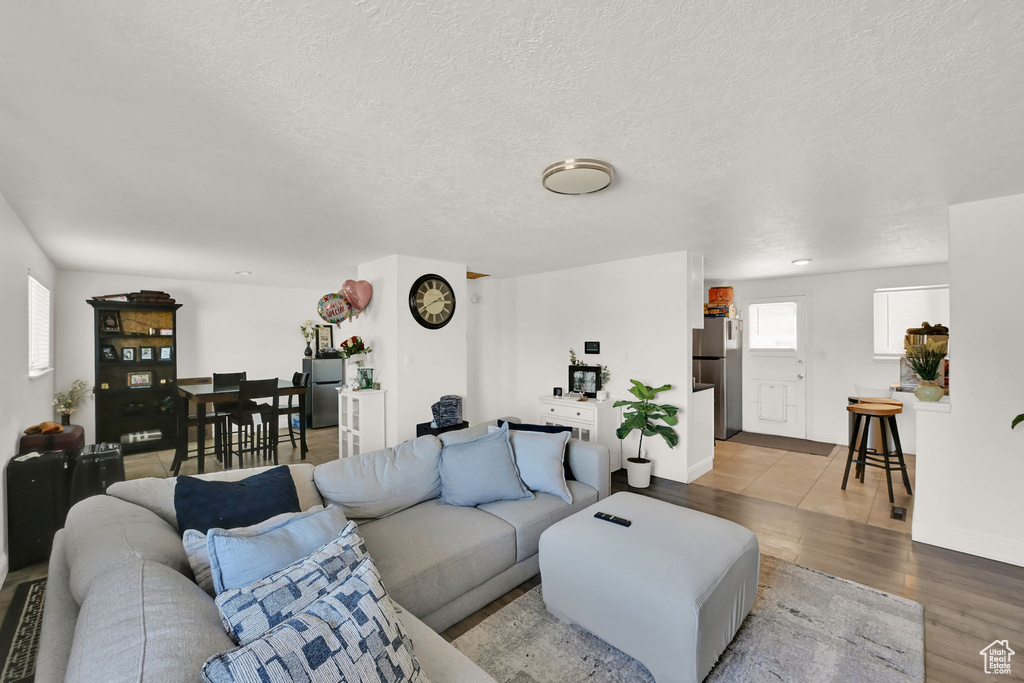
left=537, top=395, right=622, bottom=471
left=337, top=388, right=385, bottom=458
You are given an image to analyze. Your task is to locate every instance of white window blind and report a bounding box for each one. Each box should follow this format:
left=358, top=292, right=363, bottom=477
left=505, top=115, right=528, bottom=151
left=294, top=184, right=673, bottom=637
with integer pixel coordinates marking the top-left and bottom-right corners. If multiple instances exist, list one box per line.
left=749, top=301, right=798, bottom=350
left=873, top=285, right=949, bottom=356
left=28, top=275, right=52, bottom=376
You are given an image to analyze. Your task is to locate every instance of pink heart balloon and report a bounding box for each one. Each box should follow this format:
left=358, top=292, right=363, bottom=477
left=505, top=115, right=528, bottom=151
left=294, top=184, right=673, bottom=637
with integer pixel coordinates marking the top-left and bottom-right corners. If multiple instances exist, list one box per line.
left=318, top=292, right=352, bottom=325
left=342, top=280, right=373, bottom=311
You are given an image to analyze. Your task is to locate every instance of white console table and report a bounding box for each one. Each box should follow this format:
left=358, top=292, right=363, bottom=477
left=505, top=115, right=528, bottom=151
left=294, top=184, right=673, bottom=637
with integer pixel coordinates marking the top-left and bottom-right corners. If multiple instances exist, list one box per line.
left=536, top=395, right=622, bottom=471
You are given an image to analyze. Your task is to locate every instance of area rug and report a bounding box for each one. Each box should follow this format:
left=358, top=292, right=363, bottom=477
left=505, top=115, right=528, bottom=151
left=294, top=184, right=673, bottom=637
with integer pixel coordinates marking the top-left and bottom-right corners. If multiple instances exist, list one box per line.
left=0, top=578, right=46, bottom=683
left=727, top=431, right=836, bottom=456
left=452, top=556, right=924, bottom=682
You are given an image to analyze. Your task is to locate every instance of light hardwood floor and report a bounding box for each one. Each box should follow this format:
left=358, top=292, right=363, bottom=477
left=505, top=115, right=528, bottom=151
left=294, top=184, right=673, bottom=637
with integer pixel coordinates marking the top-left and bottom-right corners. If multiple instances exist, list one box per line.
left=692, top=440, right=917, bottom=532
left=3, top=428, right=1020, bottom=683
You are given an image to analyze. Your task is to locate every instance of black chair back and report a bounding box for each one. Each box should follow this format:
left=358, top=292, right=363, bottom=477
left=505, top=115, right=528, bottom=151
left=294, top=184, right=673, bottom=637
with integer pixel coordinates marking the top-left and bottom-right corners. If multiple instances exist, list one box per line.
left=238, top=378, right=279, bottom=408
left=292, top=372, right=310, bottom=387
left=214, top=372, right=246, bottom=390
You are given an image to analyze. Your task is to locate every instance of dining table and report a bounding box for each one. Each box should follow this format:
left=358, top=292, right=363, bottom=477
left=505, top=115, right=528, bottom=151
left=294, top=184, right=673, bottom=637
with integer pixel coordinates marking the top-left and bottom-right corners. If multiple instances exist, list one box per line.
left=172, top=379, right=307, bottom=475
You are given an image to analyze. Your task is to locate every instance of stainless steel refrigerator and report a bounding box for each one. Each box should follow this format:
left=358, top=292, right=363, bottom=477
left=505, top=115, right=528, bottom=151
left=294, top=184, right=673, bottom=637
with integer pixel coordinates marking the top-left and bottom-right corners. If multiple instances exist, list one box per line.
left=302, top=358, right=345, bottom=428
left=692, top=318, right=742, bottom=440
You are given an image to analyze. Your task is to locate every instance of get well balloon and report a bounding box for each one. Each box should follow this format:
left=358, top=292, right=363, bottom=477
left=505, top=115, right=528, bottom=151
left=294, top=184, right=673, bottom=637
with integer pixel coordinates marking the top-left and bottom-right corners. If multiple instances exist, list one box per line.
left=318, top=292, right=352, bottom=324
left=342, top=280, right=373, bottom=311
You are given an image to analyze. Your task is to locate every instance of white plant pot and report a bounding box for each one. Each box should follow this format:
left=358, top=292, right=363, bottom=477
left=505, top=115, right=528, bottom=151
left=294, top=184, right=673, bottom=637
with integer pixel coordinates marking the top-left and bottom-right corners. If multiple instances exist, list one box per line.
left=595, top=390, right=609, bottom=400
left=625, top=456, right=652, bottom=488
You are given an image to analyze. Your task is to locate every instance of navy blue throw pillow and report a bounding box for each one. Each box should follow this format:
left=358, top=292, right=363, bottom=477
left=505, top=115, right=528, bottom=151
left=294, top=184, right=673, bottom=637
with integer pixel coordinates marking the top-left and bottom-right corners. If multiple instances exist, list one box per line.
left=174, top=466, right=301, bottom=535
left=498, top=420, right=575, bottom=481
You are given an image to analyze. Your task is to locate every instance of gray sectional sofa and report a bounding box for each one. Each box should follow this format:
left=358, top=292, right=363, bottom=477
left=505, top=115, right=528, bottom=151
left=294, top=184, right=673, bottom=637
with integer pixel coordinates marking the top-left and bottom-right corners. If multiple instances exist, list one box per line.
left=36, top=419, right=611, bottom=683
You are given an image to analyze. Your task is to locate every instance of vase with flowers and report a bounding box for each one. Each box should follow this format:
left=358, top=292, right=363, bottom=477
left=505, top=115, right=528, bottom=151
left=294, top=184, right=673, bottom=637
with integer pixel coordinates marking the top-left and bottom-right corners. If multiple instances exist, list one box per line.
left=53, top=379, right=91, bottom=426
left=300, top=320, right=316, bottom=357
left=905, top=340, right=947, bottom=401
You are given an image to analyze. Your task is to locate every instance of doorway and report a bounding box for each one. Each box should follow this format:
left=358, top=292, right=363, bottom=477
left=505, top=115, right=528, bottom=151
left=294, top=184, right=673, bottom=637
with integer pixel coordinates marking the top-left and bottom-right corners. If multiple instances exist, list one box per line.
left=742, top=296, right=807, bottom=439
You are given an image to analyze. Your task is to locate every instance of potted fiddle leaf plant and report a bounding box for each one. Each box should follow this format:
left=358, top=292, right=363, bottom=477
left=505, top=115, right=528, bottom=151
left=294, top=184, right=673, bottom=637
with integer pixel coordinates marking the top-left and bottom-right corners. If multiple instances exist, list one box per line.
left=615, top=380, right=679, bottom=488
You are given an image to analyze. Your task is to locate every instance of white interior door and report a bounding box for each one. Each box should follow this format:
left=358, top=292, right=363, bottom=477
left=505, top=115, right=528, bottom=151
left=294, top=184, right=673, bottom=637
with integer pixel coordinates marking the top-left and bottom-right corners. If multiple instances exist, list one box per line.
left=742, top=296, right=807, bottom=438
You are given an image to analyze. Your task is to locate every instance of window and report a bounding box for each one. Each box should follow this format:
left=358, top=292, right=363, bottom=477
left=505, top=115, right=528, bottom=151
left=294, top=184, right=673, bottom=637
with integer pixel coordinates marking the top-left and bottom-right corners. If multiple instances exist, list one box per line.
left=28, top=274, right=52, bottom=376
left=873, top=285, right=949, bottom=356
left=749, top=301, right=798, bottom=350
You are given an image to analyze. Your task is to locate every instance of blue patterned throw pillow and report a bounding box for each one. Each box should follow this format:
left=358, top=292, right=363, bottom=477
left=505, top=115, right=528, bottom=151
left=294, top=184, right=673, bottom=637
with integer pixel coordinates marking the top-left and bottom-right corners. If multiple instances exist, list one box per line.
left=202, top=557, right=428, bottom=683
left=215, top=520, right=368, bottom=645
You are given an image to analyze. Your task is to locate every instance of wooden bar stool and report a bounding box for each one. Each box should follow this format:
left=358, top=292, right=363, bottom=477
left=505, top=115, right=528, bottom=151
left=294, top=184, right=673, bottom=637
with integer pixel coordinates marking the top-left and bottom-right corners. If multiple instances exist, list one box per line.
left=843, top=402, right=912, bottom=503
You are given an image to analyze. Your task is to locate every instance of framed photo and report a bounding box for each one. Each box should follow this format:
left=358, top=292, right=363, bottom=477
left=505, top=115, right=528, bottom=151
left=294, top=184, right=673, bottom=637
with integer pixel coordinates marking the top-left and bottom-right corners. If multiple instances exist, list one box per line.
left=127, top=371, right=152, bottom=388
left=99, top=311, right=121, bottom=334
left=122, top=347, right=136, bottom=362
left=568, top=365, right=602, bottom=398
left=158, top=328, right=174, bottom=336
left=158, top=346, right=173, bottom=362
left=100, top=344, right=118, bottom=362
left=584, top=341, right=600, bottom=354
left=316, top=324, right=334, bottom=351
left=139, top=346, right=154, bottom=361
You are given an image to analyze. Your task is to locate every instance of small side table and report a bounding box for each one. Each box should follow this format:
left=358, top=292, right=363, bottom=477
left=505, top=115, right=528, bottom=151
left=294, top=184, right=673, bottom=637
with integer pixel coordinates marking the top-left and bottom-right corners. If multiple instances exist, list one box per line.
left=416, top=421, right=469, bottom=438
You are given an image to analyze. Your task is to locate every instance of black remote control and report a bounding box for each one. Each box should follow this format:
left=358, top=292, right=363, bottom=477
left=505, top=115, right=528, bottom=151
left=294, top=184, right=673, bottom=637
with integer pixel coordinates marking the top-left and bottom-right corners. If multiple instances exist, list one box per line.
left=594, top=512, right=632, bottom=527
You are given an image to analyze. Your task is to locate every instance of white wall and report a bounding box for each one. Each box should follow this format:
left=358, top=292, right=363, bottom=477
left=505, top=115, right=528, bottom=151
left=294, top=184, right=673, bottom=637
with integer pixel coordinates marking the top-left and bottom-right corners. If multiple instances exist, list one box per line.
left=352, top=255, right=468, bottom=445
left=912, top=194, right=1024, bottom=567
left=712, top=263, right=949, bottom=452
left=0, top=194, right=57, bottom=586
left=54, top=271, right=330, bottom=442
left=470, top=251, right=695, bottom=482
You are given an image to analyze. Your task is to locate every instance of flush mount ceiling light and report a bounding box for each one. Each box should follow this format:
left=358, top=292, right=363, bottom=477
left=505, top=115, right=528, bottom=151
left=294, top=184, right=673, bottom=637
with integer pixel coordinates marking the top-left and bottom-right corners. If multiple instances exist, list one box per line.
left=542, top=158, right=614, bottom=195
left=233, top=270, right=252, bottom=275
left=791, top=259, right=812, bottom=266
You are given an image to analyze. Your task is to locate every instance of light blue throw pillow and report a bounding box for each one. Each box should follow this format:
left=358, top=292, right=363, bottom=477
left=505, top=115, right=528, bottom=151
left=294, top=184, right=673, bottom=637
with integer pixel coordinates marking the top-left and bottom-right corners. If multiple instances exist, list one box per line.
left=203, top=556, right=427, bottom=683
left=438, top=422, right=534, bottom=506
left=489, top=425, right=572, bottom=504
left=214, top=520, right=369, bottom=645
left=207, top=504, right=349, bottom=594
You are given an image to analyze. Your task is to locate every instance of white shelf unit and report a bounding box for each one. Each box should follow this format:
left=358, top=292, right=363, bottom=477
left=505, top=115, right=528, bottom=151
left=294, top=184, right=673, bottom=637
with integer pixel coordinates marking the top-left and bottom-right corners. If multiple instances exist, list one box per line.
left=337, top=388, right=386, bottom=458
left=536, top=395, right=622, bottom=471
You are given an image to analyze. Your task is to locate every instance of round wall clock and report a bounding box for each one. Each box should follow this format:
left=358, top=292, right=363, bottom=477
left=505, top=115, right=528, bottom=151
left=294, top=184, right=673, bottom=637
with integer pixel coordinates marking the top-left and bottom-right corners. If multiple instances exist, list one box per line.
left=409, top=274, right=456, bottom=329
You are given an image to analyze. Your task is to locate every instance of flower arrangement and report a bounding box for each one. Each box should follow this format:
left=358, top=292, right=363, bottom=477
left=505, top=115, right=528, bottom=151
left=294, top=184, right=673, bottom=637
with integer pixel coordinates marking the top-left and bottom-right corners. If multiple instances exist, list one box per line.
left=300, top=320, right=317, bottom=343
left=339, top=336, right=373, bottom=359
left=53, top=379, right=91, bottom=417
left=904, top=340, right=947, bottom=382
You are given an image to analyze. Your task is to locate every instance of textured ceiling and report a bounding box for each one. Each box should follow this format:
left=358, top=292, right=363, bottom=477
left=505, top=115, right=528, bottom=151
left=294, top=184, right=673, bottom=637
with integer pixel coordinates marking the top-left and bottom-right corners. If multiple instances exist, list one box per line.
left=2, top=0, right=1023, bottom=286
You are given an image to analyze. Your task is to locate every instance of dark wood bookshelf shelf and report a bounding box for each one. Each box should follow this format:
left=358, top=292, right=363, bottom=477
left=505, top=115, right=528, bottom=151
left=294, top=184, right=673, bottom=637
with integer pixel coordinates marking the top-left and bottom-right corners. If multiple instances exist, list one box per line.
left=88, top=298, right=180, bottom=454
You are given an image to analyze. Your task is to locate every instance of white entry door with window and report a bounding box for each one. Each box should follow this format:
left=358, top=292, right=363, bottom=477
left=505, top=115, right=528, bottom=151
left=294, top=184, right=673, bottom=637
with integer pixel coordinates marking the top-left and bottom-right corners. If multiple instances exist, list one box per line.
left=743, top=296, right=807, bottom=438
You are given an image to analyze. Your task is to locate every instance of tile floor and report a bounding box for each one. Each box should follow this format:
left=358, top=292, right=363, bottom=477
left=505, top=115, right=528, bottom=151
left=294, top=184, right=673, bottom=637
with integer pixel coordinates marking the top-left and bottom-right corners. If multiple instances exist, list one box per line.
left=692, top=440, right=916, bottom=532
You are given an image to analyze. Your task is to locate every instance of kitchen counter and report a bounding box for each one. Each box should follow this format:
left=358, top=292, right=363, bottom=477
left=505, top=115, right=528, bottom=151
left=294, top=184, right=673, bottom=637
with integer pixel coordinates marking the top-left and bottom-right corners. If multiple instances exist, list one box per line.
left=693, top=382, right=715, bottom=393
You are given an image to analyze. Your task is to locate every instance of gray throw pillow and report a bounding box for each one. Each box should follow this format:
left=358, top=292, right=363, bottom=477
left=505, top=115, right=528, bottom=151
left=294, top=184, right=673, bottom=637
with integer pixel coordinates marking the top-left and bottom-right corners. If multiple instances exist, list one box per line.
left=438, top=422, right=533, bottom=506
left=489, top=426, right=572, bottom=504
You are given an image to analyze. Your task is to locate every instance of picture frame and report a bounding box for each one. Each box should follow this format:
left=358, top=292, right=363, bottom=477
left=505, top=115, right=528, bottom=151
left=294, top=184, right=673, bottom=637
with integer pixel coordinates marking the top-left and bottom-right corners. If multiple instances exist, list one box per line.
left=122, top=347, right=136, bottom=362
left=316, top=324, right=334, bottom=351
left=100, top=344, right=118, bottom=362
left=127, top=371, right=152, bottom=388
left=158, top=346, right=173, bottom=362
left=99, top=311, right=121, bottom=334
left=568, top=365, right=602, bottom=398
left=139, top=346, right=154, bottom=361
left=158, top=328, right=174, bottom=336
left=584, top=341, right=600, bottom=354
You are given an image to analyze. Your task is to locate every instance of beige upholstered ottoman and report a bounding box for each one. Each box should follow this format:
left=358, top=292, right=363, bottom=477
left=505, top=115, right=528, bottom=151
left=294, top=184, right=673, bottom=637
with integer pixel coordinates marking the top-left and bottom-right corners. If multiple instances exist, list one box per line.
left=538, top=492, right=759, bottom=683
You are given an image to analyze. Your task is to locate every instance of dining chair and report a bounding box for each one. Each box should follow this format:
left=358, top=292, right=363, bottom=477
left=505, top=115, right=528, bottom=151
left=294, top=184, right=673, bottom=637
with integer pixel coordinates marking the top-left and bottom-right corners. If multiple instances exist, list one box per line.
left=277, top=372, right=309, bottom=453
left=212, top=373, right=247, bottom=464
left=170, top=377, right=215, bottom=476
left=224, top=379, right=280, bottom=468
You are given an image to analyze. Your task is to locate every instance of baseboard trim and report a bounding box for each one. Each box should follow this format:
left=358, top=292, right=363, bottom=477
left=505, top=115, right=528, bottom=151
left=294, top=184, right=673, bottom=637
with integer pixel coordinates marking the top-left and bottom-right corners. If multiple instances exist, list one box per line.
left=687, top=456, right=713, bottom=482
left=912, top=518, right=1024, bottom=568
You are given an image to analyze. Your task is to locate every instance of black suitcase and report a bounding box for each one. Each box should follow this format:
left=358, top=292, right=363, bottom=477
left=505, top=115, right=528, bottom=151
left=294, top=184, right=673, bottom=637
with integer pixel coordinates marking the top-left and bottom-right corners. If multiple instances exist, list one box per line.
left=70, top=442, right=126, bottom=505
left=7, top=450, right=69, bottom=570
